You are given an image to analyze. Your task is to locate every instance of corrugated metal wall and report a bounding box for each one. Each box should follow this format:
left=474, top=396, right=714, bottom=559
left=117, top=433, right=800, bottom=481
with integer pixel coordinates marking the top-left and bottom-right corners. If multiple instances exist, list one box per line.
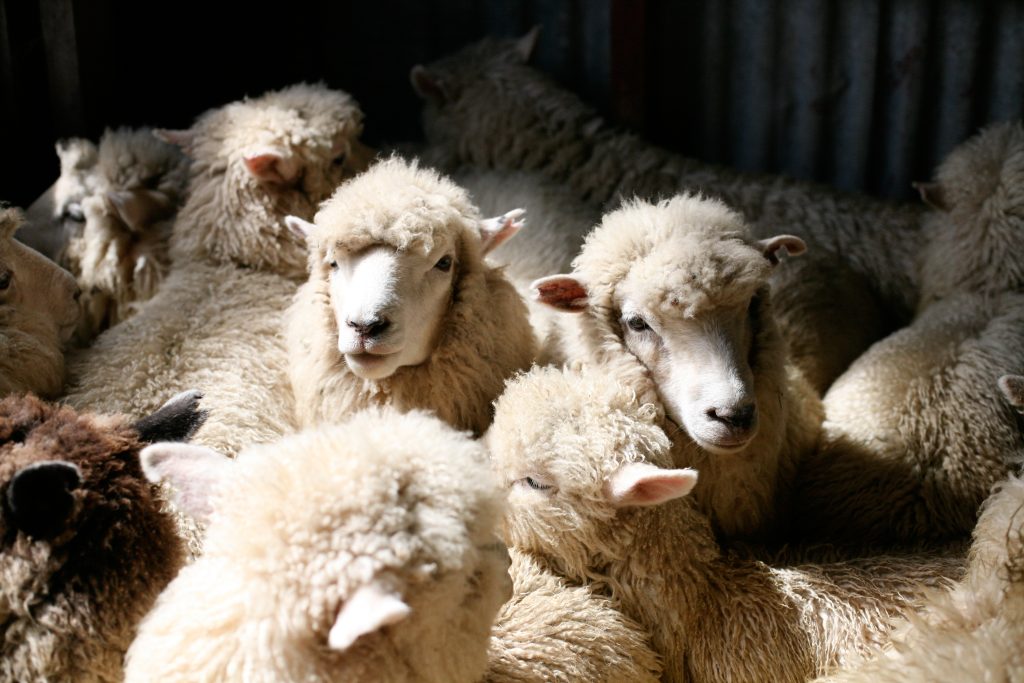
left=1, top=0, right=1021, bottom=206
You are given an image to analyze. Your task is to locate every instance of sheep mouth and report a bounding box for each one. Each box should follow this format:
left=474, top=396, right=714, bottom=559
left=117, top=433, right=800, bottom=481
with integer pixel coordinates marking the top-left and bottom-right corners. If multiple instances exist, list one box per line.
left=691, top=431, right=756, bottom=455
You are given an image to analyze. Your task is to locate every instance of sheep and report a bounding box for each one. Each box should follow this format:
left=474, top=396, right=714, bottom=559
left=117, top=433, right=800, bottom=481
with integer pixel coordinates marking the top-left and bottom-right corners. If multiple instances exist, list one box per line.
left=0, top=389, right=205, bottom=683
left=411, top=30, right=925, bottom=393
left=59, top=127, right=190, bottom=342
left=285, top=157, right=536, bottom=435
left=487, top=547, right=663, bottom=683
left=913, top=120, right=1024, bottom=308
left=1, top=206, right=80, bottom=398
left=63, top=83, right=369, bottom=469
left=532, top=194, right=822, bottom=540
left=793, top=124, right=1024, bottom=546
left=125, top=407, right=510, bottom=683
left=456, top=168, right=599, bottom=365
left=487, top=365, right=964, bottom=683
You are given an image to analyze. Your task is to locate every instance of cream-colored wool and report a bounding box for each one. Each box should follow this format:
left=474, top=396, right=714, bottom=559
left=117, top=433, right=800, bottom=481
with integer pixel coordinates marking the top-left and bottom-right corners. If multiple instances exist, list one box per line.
left=794, top=125, right=1024, bottom=546
left=915, top=120, right=1024, bottom=308
left=413, top=32, right=924, bottom=393
left=287, top=158, right=536, bottom=435
left=486, top=547, right=662, bottom=683
left=456, top=168, right=598, bottom=365
left=536, top=195, right=822, bottom=540
left=64, top=83, right=368, bottom=461
left=488, top=366, right=963, bottom=683
left=0, top=207, right=79, bottom=398
left=60, top=127, right=190, bottom=342
left=126, top=409, right=510, bottom=683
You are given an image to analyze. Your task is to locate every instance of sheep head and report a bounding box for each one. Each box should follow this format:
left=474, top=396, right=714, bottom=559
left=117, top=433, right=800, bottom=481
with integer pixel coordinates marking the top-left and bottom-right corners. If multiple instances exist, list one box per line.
left=0, top=207, right=79, bottom=398
left=915, top=120, right=1024, bottom=304
left=488, top=366, right=694, bottom=575
left=138, top=408, right=510, bottom=679
left=534, top=195, right=804, bottom=456
left=157, top=83, right=371, bottom=278
left=288, top=157, right=523, bottom=381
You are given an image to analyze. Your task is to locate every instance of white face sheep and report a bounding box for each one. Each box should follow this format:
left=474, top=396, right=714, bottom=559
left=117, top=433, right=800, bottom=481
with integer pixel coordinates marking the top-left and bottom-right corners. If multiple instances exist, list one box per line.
left=127, top=408, right=510, bottom=683
left=488, top=365, right=963, bottom=683
left=286, top=157, right=537, bottom=434
left=0, top=390, right=204, bottom=683
left=0, top=207, right=79, bottom=398
left=412, top=31, right=927, bottom=396
left=533, top=194, right=821, bottom=539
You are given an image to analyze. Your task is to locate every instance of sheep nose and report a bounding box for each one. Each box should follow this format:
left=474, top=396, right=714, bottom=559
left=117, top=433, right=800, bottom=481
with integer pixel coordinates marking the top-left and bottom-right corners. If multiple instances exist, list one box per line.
left=705, top=403, right=757, bottom=431
left=346, top=316, right=390, bottom=337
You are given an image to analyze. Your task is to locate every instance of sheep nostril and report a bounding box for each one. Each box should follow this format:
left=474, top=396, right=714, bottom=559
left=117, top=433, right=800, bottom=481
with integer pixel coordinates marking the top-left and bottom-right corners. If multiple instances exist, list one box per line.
left=347, top=317, right=391, bottom=338
left=706, top=404, right=756, bottom=431
left=72, top=285, right=82, bottom=302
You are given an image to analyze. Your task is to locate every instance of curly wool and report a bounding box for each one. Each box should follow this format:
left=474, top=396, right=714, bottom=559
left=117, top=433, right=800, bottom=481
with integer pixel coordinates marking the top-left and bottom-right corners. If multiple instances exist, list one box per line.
left=488, top=366, right=963, bottom=683
left=0, top=395, right=183, bottom=683
left=126, top=409, right=508, bottom=683
left=288, top=158, right=536, bottom=435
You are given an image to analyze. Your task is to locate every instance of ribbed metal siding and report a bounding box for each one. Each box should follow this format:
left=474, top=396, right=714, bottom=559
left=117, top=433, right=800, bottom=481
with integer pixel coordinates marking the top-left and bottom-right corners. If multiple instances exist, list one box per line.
left=646, top=0, right=1024, bottom=198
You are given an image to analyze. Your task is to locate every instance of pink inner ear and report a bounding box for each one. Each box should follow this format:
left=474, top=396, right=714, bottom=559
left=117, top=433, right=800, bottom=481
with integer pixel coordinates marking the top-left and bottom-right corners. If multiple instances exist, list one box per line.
left=244, top=154, right=286, bottom=184
left=410, top=66, right=447, bottom=103
left=607, top=463, right=699, bottom=508
left=533, top=275, right=589, bottom=312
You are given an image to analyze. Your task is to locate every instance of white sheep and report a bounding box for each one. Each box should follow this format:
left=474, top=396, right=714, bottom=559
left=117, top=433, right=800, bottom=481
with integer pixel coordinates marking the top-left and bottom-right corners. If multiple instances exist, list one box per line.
left=533, top=194, right=822, bottom=540
left=0, top=206, right=79, bottom=398
left=285, top=157, right=536, bottom=435
left=63, top=83, right=369, bottom=469
left=487, top=365, right=964, bottom=683
left=126, top=408, right=510, bottom=683
left=0, top=390, right=204, bottom=683
left=794, top=123, right=1024, bottom=546
left=411, top=30, right=926, bottom=393
left=487, top=547, right=663, bottom=683
left=59, top=127, right=190, bottom=342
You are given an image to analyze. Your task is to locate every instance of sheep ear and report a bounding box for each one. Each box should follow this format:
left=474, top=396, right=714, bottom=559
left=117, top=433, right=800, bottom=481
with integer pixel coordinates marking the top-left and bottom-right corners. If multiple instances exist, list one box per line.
left=479, top=208, right=525, bottom=255
left=6, top=461, right=82, bottom=539
left=133, top=390, right=209, bottom=444
left=140, top=442, right=231, bottom=522
left=532, top=274, right=589, bottom=313
left=758, top=235, right=806, bottom=266
left=410, top=65, right=450, bottom=104
left=107, top=189, right=173, bottom=233
left=285, top=215, right=315, bottom=241
left=998, top=375, right=1024, bottom=413
left=605, top=462, right=698, bottom=508
left=513, top=26, right=541, bottom=62
left=244, top=151, right=301, bottom=186
left=153, top=128, right=196, bottom=150
left=329, top=583, right=411, bottom=652
left=56, top=138, right=97, bottom=169
left=912, top=181, right=950, bottom=212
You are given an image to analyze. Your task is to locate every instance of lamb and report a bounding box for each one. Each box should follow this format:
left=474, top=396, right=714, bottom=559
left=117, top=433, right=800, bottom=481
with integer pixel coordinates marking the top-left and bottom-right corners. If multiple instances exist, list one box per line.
left=125, top=408, right=510, bottom=683
left=412, top=30, right=925, bottom=393
left=63, top=83, right=369, bottom=467
left=487, top=365, right=964, bottom=683
left=60, top=127, right=190, bottom=341
left=486, top=547, right=663, bottom=683
left=285, top=157, right=536, bottom=435
left=0, top=390, right=205, bottom=683
left=1, top=206, right=80, bottom=398
left=793, top=123, right=1024, bottom=546
left=533, top=194, right=822, bottom=540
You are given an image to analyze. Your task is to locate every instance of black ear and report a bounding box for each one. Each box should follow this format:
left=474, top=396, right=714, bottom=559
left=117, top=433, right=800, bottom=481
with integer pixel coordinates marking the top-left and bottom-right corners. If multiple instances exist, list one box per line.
left=6, top=461, right=82, bottom=539
left=133, top=390, right=209, bottom=443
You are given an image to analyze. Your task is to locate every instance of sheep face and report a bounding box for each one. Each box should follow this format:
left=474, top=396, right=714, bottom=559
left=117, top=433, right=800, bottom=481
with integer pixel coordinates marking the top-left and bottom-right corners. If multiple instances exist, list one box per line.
left=0, top=209, right=79, bottom=397
left=488, top=367, right=689, bottom=568
left=534, top=196, right=804, bottom=455
left=292, top=158, right=522, bottom=381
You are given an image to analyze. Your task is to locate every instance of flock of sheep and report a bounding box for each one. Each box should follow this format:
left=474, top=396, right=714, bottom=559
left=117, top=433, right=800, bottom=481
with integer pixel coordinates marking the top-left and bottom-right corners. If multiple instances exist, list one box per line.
left=1, top=27, right=1023, bottom=682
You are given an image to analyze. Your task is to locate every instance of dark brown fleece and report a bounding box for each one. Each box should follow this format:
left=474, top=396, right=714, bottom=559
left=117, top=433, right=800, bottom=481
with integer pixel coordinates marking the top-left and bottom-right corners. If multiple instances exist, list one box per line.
left=0, top=394, right=184, bottom=683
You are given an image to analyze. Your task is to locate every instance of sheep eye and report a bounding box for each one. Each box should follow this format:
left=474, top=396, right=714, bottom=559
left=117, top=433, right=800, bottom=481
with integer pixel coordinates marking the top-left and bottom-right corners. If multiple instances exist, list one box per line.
left=332, top=152, right=347, bottom=167
left=0, top=271, right=10, bottom=290
left=624, top=314, right=649, bottom=332
left=434, top=255, right=453, bottom=272
left=524, top=476, right=552, bottom=491
left=328, top=260, right=339, bottom=270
